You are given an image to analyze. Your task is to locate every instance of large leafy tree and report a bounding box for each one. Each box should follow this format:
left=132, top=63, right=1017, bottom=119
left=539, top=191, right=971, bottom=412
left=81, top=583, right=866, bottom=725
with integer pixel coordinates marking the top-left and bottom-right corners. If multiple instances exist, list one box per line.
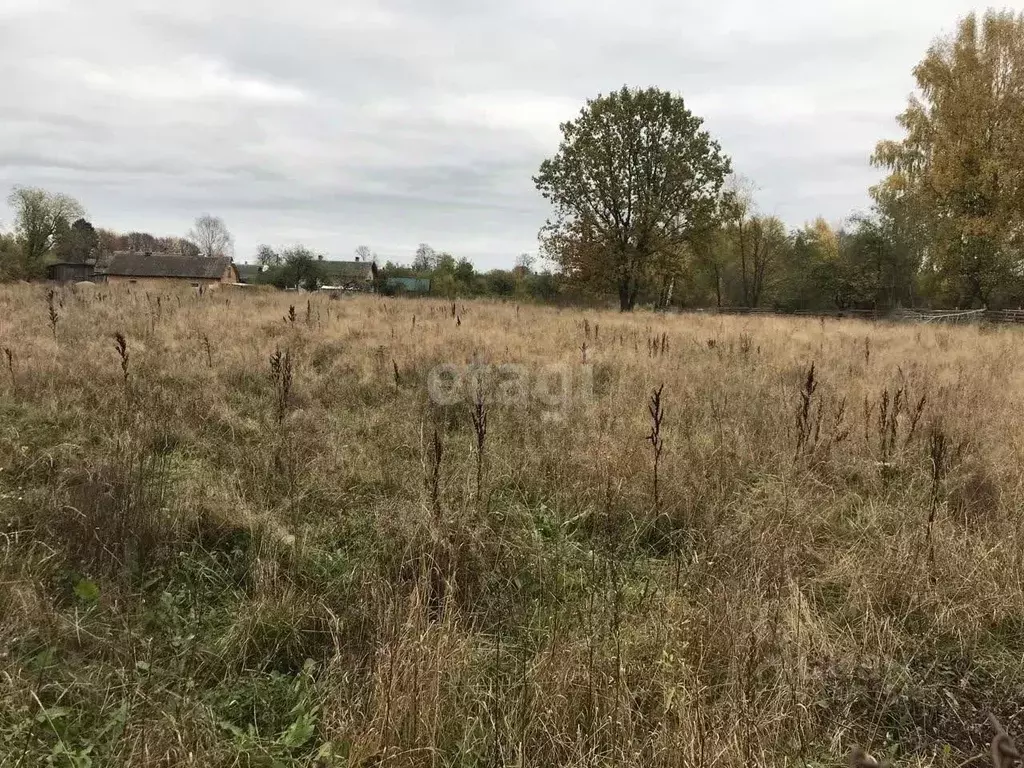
left=7, top=186, right=85, bottom=274
left=535, top=86, right=732, bottom=311
left=872, top=10, right=1024, bottom=308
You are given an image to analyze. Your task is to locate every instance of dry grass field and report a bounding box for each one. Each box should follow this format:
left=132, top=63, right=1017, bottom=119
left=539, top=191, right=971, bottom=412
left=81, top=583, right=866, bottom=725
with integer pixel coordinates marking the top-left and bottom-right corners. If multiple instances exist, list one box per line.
left=2, top=283, right=1024, bottom=767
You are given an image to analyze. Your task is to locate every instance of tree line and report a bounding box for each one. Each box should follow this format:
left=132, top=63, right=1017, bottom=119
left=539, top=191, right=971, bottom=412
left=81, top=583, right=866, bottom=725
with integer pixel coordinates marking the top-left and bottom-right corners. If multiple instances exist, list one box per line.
left=247, top=241, right=561, bottom=300
left=535, top=9, right=1024, bottom=311
left=380, top=244, right=561, bottom=301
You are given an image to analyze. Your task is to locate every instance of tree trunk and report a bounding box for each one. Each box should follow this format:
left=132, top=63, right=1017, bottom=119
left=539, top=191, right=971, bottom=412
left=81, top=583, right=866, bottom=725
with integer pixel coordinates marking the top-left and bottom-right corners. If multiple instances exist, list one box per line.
left=738, top=220, right=750, bottom=307
left=751, top=241, right=765, bottom=308
left=618, top=279, right=633, bottom=311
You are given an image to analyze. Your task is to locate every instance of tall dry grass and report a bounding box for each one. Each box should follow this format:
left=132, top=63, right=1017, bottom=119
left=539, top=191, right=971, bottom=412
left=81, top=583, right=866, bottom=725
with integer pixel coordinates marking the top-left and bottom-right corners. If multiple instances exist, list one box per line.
left=1, top=283, right=1023, bottom=766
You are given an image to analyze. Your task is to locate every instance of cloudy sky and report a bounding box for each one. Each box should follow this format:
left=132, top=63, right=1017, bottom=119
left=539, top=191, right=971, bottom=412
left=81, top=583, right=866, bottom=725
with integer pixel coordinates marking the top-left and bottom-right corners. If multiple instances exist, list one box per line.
left=0, top=0, right=995, bottom=268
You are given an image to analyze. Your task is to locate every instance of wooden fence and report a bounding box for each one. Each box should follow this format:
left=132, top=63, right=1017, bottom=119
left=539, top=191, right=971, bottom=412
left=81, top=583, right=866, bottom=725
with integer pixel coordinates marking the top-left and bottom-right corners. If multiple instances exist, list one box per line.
left=676, top=306, right=1024, bottom=325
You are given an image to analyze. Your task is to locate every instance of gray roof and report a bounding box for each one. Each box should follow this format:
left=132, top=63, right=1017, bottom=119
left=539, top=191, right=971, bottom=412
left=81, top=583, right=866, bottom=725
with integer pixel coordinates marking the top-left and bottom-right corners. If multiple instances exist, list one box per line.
left=322, top=260, right=374, bottom=282
left=101, top=253, right=235, bottom=280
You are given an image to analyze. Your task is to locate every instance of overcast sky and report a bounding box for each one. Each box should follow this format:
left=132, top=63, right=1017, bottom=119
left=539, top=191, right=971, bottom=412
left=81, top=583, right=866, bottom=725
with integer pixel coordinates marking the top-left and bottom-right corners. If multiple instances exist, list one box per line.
left=0, top=0, right=996, bottom=268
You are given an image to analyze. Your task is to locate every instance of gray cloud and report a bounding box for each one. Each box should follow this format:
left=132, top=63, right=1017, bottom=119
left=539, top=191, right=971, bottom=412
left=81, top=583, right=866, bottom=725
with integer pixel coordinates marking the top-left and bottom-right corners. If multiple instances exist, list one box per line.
left=0, top=0, right=998, bottom=267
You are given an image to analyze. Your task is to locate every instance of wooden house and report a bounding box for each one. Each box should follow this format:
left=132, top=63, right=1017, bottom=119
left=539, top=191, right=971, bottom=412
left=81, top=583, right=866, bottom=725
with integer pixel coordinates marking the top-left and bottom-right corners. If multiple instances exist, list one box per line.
left=320, top=259, right=375, bottom=290
left=99, top=252, right=239, bottom=289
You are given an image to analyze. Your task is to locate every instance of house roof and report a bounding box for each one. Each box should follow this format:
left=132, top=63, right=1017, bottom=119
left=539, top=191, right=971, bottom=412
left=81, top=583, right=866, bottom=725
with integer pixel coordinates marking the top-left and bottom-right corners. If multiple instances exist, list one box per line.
left=322, top=260, right=374, bottom=282
left=101, top=253, right=235, bottom=280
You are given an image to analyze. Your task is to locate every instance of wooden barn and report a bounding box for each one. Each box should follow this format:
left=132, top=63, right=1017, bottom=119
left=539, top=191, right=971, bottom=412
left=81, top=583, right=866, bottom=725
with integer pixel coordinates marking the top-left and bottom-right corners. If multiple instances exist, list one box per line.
left=46, top=260, right=98, bottom=283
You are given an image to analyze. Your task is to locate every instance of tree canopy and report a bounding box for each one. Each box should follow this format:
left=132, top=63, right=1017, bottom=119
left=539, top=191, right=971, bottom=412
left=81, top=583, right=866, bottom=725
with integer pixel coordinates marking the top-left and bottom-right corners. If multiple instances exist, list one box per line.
left=55, top=218, right=99, bottom=264
left=872, top=9, right=1024, bottom=307
left=535, top=86, right=732, bottom=310
left=7, top=186, right=85, bottom=275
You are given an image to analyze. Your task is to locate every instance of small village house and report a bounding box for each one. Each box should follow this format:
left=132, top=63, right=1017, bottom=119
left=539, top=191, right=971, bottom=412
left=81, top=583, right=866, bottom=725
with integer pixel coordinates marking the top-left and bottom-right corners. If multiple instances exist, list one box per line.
left=320, top=258, right=375, bottom=290
left=100, top=252, right=239, bottom=289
